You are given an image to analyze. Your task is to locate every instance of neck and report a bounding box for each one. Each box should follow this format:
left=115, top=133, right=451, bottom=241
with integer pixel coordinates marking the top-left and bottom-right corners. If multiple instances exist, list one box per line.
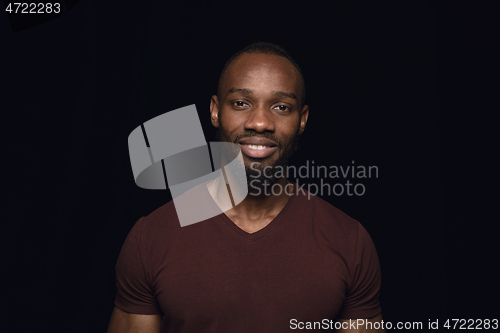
left=211, top=175, right=293, bottom=233
left=234, top=177, right=292, bottom=218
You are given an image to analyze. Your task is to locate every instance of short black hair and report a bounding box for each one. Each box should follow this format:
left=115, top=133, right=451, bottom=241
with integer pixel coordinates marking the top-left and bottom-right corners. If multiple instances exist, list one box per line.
left=217, top=42, right=306, bottom=107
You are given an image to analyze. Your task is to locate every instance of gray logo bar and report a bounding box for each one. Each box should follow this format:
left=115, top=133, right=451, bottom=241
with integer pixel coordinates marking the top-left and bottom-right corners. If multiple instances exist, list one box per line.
left=128, top=104, right=248, bottom=227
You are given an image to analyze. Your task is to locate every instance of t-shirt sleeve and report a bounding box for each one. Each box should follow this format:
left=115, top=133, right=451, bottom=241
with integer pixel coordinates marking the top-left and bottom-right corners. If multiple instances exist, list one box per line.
left=114, top=217, right=162, bottom=315
left=336, top=222, right=382, bottom=319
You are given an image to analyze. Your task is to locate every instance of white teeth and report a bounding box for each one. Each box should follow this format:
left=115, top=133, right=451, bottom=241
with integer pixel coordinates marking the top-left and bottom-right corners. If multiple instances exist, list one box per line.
left=245, top=144, right=269, bottom=150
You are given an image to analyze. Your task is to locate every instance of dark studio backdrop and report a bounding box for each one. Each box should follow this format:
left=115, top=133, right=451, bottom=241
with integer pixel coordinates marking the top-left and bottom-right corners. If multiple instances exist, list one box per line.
left=2, top=0, right=497, bottom=332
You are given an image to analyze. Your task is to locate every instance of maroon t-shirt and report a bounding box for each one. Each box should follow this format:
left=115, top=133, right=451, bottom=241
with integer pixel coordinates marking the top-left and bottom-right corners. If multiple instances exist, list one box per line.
left=114, top=184, right=382, bottom=332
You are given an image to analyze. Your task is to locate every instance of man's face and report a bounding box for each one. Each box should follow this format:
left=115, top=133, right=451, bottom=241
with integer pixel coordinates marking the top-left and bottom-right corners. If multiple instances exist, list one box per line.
left=211, top=53, right=309, bottom=187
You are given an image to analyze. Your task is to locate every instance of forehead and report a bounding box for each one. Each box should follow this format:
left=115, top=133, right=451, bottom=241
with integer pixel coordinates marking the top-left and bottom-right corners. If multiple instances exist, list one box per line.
left=222, top=53, right=301, bottom=97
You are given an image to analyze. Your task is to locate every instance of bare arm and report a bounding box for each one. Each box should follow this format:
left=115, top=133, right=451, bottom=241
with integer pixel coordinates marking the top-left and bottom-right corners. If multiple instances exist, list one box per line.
left=335, top=313, right=386, bottom=333
left=107, top=306, right=161, bottom=333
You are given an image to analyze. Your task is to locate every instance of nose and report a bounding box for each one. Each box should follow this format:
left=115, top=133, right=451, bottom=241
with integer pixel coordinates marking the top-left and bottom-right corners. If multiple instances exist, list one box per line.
left=244, top=105, right=275, bottom=133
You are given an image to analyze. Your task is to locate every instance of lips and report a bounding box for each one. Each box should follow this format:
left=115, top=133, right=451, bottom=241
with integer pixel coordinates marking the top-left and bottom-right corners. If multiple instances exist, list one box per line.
left=237, top=137, right=278, bottom=159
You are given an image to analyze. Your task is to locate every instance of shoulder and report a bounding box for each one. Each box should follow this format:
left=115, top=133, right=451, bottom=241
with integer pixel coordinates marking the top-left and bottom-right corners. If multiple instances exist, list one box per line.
left=305, top=192, right=362, bottom=241
left=139, top=181, right=213, bottom=235
left=135, top=181, right=218, bottom=249
left=142, top=199, right=180, bottom=233
left=291, top=189, right=371, bottom=260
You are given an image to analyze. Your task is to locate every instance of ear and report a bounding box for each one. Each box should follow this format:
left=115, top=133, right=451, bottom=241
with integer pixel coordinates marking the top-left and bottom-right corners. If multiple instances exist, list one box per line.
left=298, top=104, right=309, bottom=135
left=210, top=95, right=220, bottom=128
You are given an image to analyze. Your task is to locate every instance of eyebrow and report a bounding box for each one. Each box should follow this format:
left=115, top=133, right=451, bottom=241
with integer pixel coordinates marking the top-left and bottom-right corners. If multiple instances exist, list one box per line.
left=227, top=88, right=297, bottom=100
left=271, top=90, right=297, bottom=100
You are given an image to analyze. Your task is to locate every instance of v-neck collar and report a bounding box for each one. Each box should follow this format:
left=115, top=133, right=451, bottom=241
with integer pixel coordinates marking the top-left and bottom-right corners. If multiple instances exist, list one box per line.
left=202, top=181, right=298, bottom=242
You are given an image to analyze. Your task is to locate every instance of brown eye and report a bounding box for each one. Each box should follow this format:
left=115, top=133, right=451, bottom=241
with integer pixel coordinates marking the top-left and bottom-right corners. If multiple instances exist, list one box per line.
left=233, top=101, right=247, bottom=107
left=275, top=105, right=290, bottom=112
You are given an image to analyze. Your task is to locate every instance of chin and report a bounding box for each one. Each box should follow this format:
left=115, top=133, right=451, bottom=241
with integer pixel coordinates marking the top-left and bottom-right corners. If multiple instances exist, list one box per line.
left=244, top=156, right=276, bottom=170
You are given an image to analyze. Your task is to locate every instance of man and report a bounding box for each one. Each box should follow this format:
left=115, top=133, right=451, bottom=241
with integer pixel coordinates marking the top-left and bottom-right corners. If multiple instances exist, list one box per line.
left=107, top=42, right=385, bottom=333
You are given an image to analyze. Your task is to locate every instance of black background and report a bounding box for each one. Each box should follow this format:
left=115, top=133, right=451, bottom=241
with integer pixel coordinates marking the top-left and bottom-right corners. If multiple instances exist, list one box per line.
left=1, top=1, right=497, bottom=332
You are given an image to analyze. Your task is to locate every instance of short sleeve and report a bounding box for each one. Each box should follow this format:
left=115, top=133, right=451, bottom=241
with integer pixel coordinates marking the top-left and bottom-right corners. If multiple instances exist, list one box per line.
left=114, top=217, right=162, bottom=315
left=336, top=222, right=382, bottom=319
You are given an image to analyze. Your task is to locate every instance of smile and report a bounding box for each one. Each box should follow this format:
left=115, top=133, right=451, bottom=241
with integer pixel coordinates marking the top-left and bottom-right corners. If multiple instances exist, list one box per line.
left=242, top=144, right=271, bottom=150
left=238, top=143, right=278, bottom=159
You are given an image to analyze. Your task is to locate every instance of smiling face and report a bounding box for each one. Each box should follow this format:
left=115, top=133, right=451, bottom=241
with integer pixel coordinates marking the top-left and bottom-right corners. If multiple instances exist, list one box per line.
left=210, top=53, right=309, bottom=187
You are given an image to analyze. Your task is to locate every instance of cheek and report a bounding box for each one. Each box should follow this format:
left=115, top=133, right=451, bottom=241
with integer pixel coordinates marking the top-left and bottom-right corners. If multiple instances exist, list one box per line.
left=219, top=114, right=245, bottom=137
left=280, top=119, right=301, bottom=139
left=218, top=121, right=239, bottom=142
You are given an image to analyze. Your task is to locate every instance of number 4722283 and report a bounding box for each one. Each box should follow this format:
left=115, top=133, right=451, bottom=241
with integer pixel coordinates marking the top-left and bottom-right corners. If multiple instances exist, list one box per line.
left=5, top=3, right=61, bottom=14
left=444, top=319, right=498, bottom=330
